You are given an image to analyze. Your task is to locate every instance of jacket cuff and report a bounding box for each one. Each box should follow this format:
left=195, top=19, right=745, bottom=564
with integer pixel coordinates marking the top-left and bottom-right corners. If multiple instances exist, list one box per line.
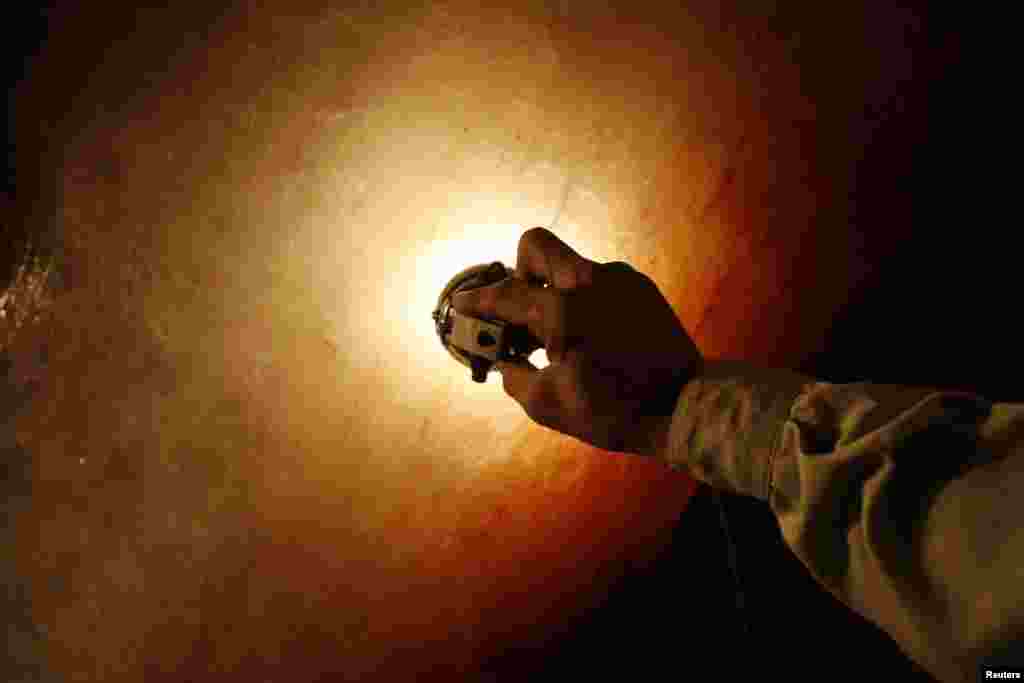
left=664, top=360, right=812, bottom=500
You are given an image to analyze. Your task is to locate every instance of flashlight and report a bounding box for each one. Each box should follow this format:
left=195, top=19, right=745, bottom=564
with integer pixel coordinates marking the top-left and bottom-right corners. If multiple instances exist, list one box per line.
left=432, top=261, right=543, bottom=382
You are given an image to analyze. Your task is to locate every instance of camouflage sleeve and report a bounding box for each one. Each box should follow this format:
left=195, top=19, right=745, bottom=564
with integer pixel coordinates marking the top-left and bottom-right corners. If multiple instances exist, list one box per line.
left=665, top=360, right=1024, bottom=683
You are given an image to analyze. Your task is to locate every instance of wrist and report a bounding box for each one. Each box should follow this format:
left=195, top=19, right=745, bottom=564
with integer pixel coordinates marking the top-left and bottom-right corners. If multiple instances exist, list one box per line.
left=634, top=412, right=673, bottom=460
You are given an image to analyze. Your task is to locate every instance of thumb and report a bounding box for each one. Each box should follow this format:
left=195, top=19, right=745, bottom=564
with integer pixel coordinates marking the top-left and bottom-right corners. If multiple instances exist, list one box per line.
left=495, top=358, right=539, bottom=410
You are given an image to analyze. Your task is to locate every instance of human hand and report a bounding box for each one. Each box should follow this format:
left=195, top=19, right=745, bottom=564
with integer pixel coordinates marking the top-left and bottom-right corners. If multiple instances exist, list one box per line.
left=452, top=227, right=703, bottom=458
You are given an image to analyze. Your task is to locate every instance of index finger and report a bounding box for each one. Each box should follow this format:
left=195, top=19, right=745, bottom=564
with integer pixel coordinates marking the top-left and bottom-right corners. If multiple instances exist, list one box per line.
left=451, top=275, right=554, bottom=346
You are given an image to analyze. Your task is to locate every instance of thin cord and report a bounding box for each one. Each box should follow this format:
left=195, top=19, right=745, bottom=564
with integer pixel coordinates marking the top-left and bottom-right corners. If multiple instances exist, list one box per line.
left=711, top=487, right=751, bottom=640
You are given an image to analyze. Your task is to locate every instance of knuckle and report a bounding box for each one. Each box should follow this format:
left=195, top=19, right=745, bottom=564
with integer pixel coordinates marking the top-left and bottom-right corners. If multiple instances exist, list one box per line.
left=521, top=226, right=550, bottom=245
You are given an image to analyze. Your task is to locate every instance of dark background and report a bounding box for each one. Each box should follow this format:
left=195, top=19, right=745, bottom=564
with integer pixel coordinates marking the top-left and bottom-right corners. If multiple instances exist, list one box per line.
left=3, top=2, right=1011, bottom=681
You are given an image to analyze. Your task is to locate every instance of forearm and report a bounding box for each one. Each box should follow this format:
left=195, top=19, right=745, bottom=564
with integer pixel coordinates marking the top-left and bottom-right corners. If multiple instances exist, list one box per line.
left=661, top=360, right=812, bottom=497
left=658, top=359, right=1024, bottom=682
